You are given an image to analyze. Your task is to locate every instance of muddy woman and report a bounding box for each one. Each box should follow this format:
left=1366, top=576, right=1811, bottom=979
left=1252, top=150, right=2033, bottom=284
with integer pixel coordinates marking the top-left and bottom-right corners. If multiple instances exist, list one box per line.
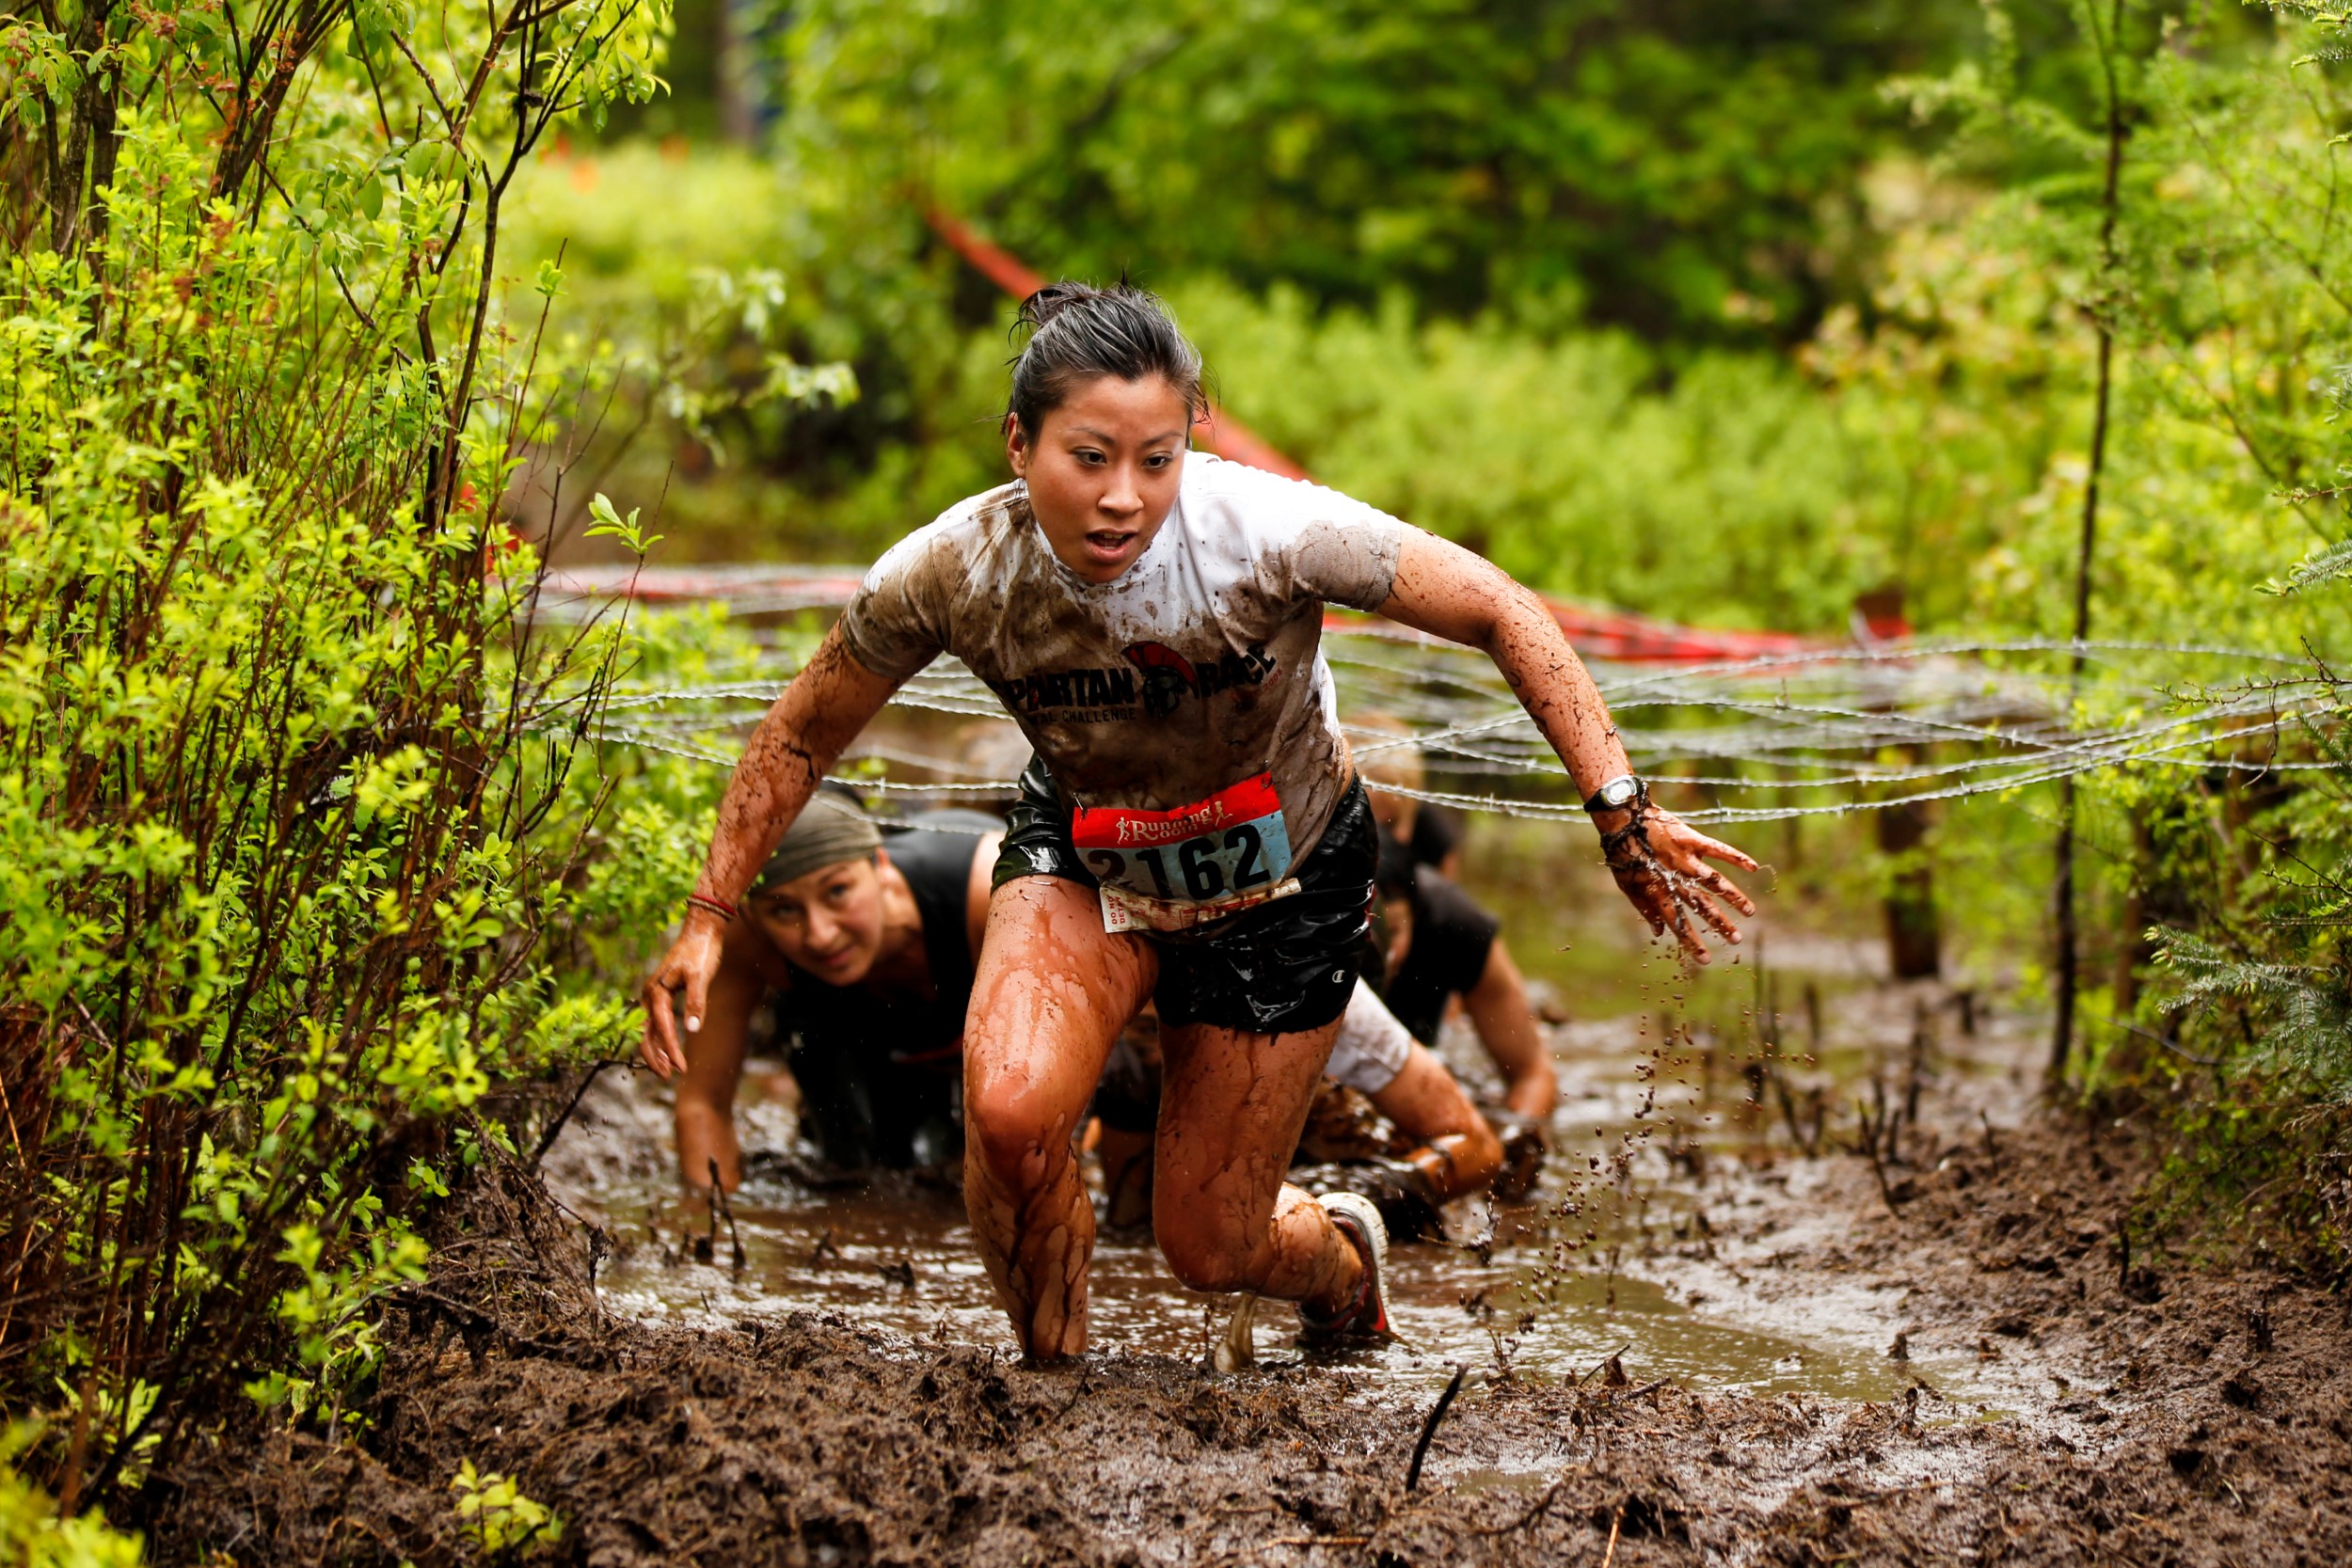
left=641, top=282, right=1757, bottom=1360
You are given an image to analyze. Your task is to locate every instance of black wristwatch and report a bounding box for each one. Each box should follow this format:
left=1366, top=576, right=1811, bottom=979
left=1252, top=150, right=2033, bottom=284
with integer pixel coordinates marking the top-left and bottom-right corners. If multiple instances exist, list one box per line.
left=1581, top=773, right=1645, bottom=814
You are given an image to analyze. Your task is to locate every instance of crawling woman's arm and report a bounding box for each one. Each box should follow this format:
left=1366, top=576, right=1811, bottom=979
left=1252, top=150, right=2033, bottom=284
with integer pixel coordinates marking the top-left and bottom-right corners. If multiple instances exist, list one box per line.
left=1375, top=530, right=1757, bottom=959
left=641, top=628, right=902, bottom=1075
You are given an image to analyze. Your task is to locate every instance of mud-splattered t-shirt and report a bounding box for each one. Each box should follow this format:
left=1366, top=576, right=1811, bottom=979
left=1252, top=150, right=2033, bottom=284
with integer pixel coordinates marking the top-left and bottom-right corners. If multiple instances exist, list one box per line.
left=839, top=454, right=1406, bottom=928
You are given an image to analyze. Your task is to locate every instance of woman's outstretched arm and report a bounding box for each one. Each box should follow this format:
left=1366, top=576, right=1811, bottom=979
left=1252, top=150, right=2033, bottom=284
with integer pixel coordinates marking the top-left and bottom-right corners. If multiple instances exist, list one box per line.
left=640, top=627, right=903, bottom=1074
left=1375, top=529, right=1758, bottom=960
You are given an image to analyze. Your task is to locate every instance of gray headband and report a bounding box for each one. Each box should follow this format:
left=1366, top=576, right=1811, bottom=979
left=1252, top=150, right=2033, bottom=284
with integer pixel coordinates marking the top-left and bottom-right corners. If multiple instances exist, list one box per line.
left=753, top=794, right=883, bottom=892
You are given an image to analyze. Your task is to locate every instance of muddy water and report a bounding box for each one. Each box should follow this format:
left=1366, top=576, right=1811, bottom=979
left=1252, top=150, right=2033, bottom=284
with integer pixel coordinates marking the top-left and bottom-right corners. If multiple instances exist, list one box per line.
left=559, top=918, right=2031, bottom=1410
left=588, top=1126, right=1906, bottom=1402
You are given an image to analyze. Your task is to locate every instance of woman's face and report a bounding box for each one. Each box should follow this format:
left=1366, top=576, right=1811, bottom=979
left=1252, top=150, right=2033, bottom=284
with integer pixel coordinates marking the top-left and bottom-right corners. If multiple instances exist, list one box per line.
left=1007, top=373, right=1191, bottom=583
left=750, top=853, right=889, bottom=985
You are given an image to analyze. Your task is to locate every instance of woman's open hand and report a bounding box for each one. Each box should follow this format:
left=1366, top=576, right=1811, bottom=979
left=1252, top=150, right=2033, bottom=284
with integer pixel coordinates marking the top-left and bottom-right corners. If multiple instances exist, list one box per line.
left=640, top=915, right=726, bottom=1078
left=1598, top=804, right=1758, bottom=963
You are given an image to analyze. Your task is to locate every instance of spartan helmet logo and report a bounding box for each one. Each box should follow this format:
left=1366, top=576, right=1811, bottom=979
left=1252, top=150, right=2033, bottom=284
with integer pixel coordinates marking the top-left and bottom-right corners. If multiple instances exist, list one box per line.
left=1121, top=641, right=1199, bottom=719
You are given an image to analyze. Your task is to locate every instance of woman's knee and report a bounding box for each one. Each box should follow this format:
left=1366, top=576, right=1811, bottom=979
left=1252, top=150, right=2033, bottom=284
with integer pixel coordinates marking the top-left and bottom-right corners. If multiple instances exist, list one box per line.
left=964, top=1071, right=1081, bottom=1193
left=1153, top=1206, right=1259, bottom=1293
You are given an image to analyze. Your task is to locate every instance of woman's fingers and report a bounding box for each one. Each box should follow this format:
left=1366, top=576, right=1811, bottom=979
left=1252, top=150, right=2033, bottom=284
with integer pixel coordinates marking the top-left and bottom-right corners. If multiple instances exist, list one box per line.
left=1685, top=867, right=1756, bottom=921
left=1681, top=885, right=1742, bottom=942
left=1653, top=816, right=1761, bottom=877
left=1605, top=810, right=1762, bottom=961
left=639, top=926, right=722, bottom=1080
left=681, top=961, right=710, bottom=1039
left=1688, top=829, right=1760, bottom=873
left=640, top=977, right=679, bottom=1078
left=1661, top=896, right=1708, bottom=962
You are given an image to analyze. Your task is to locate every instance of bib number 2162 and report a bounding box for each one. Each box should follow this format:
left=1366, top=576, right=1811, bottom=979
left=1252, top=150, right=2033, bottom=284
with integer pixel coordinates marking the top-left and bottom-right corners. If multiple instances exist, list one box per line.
left=1070, top=773, right=1295, bottom=911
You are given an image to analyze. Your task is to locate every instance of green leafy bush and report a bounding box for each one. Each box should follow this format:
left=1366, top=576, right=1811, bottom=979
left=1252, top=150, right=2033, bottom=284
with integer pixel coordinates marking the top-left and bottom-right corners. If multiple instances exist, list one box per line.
left=0, top=0, right=756, bottom=1525
left=0, top=1426, right=143, bottom=1568
left=450, top=1458, right=564, bottom=1558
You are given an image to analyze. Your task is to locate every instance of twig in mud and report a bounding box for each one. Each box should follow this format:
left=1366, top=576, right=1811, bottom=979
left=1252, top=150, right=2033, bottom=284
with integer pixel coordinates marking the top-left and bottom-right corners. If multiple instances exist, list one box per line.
left=707, top=1159, right=745, bottom=1271
left=1600, top=1501, right=1625, bottom=1568
left=527, top=1058, right=613, bottom=1169
left=1904, top=1000, right=1932, bottom=1132
left=1405, top=1364, right=1469, bottom=1493
left=1576, top=1344, right=1633, bottom=1387
left=1769, top=1062, right=1820, bottom=1158
left=1854, top=1095, right=1905, bottom=1217
left=1980, top=1109, right=1999, bottom=1158
left=1265, top=1538, right=1372, bottom=1550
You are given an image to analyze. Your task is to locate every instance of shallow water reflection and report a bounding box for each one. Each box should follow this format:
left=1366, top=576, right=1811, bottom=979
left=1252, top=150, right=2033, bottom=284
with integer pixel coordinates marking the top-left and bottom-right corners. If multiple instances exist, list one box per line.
left=588, top=1112, right=1920, bottom=1403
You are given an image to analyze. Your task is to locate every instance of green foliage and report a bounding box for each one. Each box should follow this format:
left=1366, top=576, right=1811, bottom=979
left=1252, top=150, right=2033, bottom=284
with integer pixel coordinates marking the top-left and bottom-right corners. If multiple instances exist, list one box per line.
left=450, top=1459, right=564, bottom=1558
left=775, top=0, right=1978, bottom=339
left=0, top=1426, right=145, bottom=1568
left=1942, top=1, right=2352, bottom=1267
left=0, top=0, right=862, bottom=1530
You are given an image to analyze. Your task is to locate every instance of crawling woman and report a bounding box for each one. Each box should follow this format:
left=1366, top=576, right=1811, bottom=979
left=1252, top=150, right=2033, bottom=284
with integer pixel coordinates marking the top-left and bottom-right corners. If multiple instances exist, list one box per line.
left=663, top=792, right=997, bottom=1190
left=641, top=282, right=1756, bottom=1360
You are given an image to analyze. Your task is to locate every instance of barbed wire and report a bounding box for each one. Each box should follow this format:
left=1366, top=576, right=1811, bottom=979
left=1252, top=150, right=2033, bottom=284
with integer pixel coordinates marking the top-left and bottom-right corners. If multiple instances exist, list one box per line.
left=563, top=612, right=2340, bottom=826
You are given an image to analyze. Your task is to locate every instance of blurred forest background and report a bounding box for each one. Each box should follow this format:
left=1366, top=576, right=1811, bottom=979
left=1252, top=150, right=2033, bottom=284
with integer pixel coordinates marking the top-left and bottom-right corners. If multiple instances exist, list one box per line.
left=520, top=0, right=2335, bottom=645
left=504, top=0, right=2352, bottom=1169
left=5, top=0, right=2350, bottom=1548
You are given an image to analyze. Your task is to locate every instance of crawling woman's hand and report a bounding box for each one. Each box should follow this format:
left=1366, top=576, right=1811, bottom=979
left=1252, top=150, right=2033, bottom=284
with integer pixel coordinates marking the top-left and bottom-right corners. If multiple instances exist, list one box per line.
left=1599, top=804, right=1758, bottom=963
left=639, top=915, right=727, bottom=1078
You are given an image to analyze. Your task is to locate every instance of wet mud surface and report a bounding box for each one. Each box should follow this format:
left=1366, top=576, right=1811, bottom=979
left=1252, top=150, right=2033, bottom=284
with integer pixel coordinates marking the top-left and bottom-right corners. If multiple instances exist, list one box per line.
left=148, top=950, right=2352, bottom=1564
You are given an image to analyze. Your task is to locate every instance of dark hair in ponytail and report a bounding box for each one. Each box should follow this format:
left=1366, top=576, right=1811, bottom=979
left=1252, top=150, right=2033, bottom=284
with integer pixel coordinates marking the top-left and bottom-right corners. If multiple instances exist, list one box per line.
left=1005, top=280, right=1207, bottom=440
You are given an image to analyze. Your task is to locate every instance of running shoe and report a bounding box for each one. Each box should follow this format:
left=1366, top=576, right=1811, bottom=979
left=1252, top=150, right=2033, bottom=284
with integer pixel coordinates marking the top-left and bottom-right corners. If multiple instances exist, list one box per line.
left=1298, top=1190, right=1392, bottom=1341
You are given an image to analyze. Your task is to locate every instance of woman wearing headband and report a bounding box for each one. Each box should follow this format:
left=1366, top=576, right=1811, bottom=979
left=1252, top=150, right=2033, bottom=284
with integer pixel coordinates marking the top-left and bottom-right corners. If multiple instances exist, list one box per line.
left=666, top=792, right=998, bottom=1190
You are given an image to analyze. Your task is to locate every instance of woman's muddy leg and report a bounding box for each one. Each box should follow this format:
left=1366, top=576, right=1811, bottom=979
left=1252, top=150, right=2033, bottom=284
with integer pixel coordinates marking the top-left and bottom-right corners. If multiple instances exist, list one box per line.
left=1152, top=1018, right=1362, bottom=1311
left=962, top=876, right=1154, bottom=1360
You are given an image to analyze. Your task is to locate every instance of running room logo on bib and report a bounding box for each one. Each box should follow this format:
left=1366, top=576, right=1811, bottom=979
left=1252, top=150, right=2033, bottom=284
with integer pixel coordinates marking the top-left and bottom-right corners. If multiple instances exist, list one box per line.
left=1071, top=773, right=1300, bottom=933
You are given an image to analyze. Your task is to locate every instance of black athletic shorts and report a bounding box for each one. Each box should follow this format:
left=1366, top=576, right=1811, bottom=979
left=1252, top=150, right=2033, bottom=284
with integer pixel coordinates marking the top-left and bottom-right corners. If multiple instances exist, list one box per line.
left=993, top=756, right=1377, bottom=1035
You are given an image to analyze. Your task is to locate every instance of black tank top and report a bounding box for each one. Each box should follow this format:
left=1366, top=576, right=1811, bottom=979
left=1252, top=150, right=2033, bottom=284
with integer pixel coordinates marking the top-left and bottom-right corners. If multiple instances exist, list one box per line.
left=773, top=827, right=980, bottom=1065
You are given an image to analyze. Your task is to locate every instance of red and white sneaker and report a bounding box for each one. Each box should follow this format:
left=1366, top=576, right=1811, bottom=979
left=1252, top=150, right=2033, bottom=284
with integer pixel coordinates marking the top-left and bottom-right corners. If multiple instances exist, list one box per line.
left=1299, top=1190, right=1392, bottom=1342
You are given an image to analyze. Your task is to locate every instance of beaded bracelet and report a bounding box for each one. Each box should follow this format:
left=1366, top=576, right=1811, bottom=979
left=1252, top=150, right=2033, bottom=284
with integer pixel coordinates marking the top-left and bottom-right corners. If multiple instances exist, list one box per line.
left=684, top=892, right=738, bottom=923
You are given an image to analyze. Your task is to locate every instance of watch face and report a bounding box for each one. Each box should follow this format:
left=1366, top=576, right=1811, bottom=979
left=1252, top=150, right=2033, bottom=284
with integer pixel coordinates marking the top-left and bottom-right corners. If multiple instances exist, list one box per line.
left=1601, top=778, right=1639, bottom=808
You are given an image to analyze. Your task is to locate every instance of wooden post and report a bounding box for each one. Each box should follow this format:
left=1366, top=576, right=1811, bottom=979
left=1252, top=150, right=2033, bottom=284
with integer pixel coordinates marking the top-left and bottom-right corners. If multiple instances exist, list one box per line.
left=1855, top=587, right=1941, bottom=981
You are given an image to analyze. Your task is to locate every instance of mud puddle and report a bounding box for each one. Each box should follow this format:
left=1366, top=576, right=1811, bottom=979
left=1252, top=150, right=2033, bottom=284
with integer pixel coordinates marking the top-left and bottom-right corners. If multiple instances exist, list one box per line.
left=546, top=924, right=2044, bottom=1418
left=158, top=931, right=2352, bottom=1565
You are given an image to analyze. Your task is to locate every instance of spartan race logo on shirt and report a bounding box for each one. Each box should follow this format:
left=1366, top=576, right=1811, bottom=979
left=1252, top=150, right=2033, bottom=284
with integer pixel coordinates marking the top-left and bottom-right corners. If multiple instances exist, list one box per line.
left=985, top=641, right=1278, bottom=721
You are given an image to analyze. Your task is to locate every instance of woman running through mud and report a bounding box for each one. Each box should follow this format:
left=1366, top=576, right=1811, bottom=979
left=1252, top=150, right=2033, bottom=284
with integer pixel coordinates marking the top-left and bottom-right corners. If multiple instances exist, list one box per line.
left=1090, top=980, right=1506, bottom=1233
left=642, top=281, right=1756, bottom=1361
left=662, top=792, right=999, bottom=1190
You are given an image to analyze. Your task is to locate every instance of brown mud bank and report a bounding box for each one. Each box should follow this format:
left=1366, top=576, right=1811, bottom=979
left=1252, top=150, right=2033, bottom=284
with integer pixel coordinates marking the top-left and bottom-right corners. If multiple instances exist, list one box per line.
left=147, top=1103, right=2352, bottom=1565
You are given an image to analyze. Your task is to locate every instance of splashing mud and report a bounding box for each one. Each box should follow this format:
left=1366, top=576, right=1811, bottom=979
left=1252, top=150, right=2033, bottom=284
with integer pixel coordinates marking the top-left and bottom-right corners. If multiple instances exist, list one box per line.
left=547, top=921, right=2045, bottom=1419
left=151, top=921, right=2352, bottom=1565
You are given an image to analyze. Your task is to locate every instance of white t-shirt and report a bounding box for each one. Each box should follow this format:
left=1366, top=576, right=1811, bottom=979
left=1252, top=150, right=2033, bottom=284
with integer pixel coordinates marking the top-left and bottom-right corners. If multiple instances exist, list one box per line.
left=839, top=453, right=1406, bottom=928
left=1326, top=980, right=1415, bottom=1095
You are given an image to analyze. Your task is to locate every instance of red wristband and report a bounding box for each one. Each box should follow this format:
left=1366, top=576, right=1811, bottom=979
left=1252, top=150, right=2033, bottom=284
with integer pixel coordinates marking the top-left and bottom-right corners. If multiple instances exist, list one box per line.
left=684, top=893, right=737, bottom=923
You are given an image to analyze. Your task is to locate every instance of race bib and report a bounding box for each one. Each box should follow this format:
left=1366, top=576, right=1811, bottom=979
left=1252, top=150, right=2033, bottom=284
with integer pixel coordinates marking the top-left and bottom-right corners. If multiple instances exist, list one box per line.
left=1072, top=773, right=1300, bottom=932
